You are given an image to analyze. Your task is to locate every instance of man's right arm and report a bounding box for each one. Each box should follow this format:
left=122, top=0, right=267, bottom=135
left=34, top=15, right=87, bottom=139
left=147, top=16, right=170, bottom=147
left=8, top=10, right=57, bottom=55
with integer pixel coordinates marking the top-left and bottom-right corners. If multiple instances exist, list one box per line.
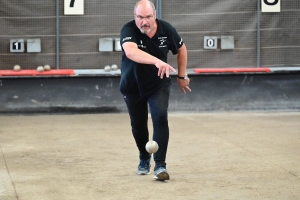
left=122, top=42, right=159, bottom=65
left=122, top=42, right=176, bottom=78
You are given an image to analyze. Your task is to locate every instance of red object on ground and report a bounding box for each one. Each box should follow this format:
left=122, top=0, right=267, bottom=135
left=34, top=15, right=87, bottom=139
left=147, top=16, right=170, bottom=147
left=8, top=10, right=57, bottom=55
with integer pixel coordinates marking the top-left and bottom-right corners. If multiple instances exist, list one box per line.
left=194, top=68, right=271, bottom=73
left=0, top=70, right=75, bottom=76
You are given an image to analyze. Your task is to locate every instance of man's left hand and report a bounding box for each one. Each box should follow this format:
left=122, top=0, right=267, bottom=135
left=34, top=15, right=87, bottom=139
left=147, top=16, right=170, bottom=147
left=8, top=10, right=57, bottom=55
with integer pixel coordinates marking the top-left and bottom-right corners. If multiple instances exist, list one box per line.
left=177, top=78, right=192, bottom=94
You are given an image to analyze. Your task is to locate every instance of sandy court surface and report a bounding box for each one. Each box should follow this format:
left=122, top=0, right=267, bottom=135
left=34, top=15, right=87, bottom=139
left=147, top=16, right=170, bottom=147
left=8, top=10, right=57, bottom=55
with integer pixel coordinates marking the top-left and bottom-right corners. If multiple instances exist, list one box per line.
left=0, top=112, right=300, bottom=200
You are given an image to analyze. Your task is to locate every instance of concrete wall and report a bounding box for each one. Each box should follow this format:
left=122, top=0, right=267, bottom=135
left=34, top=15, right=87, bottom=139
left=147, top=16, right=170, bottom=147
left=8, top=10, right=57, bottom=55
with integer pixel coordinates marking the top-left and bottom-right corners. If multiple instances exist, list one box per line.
left=1, top=74, right=299, bottom=114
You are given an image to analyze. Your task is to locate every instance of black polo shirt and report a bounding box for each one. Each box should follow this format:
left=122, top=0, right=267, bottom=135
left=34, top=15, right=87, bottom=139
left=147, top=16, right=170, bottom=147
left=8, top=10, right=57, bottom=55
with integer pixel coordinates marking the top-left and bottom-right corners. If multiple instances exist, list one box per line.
left=119, top=19, right=184, bottom=96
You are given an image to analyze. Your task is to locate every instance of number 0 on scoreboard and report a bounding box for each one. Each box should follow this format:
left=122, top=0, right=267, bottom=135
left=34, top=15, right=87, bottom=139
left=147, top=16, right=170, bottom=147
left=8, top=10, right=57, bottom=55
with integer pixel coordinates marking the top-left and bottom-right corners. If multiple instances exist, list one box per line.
left=204, top=36, right=218, bottom=49
left=64, top=0, right=84, bottom=15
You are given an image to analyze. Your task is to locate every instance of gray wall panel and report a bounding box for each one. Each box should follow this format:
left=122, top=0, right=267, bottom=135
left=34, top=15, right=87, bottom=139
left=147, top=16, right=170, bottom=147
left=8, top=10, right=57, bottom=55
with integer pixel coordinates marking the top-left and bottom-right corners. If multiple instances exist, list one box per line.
left=162, top=0, right=258, bottom=69
left=0, top=18, right=56, bottom=35
left=168, top=49, right=257, bottom=69
left=59, top=16, right=127, bottom=35
left=1, top=54, right=56, bottom=70
left=60, top=53, right=121, bottom=69
left=0, top=0, right=299, bottom=70
left=260, top=12, right=300, bottom=29
left=0, top=35, right=56, bottom=69
left=1, top=1, right=56, bottom=17
left=164, top=13, right=257, bottom=32
left=261, top=48, right=300, bottom=67
left=162, top=0, right=256, bottom=14
left=260, top=29, right=300, bottom=47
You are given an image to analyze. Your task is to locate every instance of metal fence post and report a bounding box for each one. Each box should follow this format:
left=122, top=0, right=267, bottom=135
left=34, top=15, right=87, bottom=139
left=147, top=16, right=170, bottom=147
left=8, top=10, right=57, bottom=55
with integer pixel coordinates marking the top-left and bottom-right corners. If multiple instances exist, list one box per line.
left=155, top=0, right=162, bottom=19
left=257, top=0, right=261, bottom=67
left=56, top=0, right=60, bottom=69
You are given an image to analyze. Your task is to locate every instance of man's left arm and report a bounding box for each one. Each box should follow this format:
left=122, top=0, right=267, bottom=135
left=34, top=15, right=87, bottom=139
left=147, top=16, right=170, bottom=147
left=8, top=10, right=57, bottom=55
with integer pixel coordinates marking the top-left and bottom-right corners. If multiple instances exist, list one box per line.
left=177, top=43, right=192, bottom=94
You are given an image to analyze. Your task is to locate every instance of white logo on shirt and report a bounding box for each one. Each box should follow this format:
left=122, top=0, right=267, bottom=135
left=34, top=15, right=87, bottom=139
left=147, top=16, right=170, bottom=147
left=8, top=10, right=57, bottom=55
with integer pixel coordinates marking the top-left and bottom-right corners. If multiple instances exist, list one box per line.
left=122, top=37, right=132, bottom=42
left=160, top=38, right=166, bottom=45
left=158, top=37, right=167, bottom=48
left=179, top=38, right=183, bottom=45
left=138, top=40, right=146, bottom=48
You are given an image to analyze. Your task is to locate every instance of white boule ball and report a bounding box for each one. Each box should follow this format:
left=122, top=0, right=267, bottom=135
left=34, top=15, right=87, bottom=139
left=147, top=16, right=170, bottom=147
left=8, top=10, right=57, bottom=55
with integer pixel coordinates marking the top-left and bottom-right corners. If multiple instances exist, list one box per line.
left=13, top=65, right=21, bottom=71
left=104, top=65, right=111, bottom=72
left=37, top=66, right=44, bottom=72
left=145, top=140, right=159, bottom=154
left=44, top=65, right=51, bottom=71
left=111, top=64, right=118, bottom=71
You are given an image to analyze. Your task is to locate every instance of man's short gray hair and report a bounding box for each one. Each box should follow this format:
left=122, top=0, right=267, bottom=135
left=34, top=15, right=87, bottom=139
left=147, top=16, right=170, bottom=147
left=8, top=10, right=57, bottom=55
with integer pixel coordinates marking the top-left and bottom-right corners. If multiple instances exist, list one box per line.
left=134, top=0, right=156, bottom=13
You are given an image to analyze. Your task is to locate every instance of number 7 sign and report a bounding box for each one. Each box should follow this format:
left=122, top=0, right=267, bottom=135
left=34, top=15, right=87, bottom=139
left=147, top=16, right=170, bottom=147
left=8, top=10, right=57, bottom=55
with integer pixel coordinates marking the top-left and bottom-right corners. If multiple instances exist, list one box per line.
left=64, top=0, right=84, bottom=15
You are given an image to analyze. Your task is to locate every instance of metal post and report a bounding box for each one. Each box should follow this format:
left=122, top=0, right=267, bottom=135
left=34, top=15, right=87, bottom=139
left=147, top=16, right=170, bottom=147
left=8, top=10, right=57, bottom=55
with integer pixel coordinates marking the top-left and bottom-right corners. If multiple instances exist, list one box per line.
left=155, top=0, right=162, bottom=19
left=56, top=0, right=60, bottom=69
left=257, top=0, right=261, bottom=67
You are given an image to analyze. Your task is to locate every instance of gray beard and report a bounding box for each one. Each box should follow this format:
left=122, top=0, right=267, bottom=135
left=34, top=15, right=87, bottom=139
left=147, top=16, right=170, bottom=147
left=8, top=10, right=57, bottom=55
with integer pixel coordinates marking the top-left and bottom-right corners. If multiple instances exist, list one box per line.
left=140, top=28, right=151, bottom=34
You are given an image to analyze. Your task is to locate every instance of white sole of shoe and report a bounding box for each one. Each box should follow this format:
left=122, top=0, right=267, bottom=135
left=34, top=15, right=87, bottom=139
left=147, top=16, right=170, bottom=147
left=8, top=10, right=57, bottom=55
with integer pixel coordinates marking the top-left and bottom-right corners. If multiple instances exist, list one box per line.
left=153, top=171, right=170, bottom=181
left=138, top=171, right=151, bottom=175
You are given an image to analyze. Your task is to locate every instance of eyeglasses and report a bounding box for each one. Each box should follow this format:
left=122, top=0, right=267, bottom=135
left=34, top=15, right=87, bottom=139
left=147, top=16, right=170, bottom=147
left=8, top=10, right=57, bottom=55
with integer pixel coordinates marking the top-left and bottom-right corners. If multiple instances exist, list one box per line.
left=135, top=14, right=154, bottom=20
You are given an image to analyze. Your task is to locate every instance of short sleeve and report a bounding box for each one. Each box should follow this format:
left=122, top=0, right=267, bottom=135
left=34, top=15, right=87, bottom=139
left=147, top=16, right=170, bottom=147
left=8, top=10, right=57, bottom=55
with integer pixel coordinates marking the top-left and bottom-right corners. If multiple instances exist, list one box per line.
left=120, top=24, right=139, bottom=47
left=169, top=27, right=184, bottom=55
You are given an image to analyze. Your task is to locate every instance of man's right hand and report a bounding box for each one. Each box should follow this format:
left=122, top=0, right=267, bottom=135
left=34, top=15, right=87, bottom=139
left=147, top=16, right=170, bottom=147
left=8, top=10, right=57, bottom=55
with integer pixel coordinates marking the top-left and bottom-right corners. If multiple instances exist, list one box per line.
left=154, top=60, right=177, bottom=79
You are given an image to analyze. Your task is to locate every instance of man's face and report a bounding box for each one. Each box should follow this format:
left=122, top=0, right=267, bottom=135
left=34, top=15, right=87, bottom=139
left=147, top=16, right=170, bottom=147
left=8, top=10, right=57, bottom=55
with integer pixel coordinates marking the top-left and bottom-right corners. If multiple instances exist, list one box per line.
left=134, top=6, right=156, bottom=34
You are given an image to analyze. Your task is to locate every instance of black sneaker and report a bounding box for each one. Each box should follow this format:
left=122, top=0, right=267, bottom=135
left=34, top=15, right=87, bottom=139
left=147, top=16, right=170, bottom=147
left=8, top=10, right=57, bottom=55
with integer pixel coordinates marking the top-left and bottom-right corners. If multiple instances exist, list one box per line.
left=153, top=166, right=170, bottom=181
left=137, top=158, right=151, bottom=175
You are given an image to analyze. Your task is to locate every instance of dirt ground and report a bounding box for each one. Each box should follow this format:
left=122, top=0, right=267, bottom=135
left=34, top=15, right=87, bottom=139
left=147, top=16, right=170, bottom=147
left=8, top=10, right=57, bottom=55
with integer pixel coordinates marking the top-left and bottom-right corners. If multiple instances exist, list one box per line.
left=1, top=112, right=300, bottom=200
